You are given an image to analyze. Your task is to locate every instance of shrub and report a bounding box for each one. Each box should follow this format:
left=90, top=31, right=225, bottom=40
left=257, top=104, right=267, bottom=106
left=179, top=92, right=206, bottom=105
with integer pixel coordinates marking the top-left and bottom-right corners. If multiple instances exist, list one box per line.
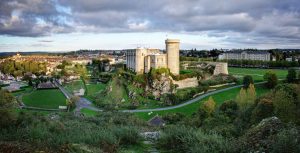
left=286, top=68, right=297, bottom=83
left=158, top=125, right=231, bottom=153
left=263, top=71, right=278, bottom=88
left=243, top=75, right=253, bottom=89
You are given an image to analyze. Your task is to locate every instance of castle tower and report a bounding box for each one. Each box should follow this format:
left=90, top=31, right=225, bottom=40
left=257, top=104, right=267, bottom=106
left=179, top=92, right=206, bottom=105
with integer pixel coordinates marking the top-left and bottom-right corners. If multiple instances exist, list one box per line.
left=165, top=39, right=180, bottom=75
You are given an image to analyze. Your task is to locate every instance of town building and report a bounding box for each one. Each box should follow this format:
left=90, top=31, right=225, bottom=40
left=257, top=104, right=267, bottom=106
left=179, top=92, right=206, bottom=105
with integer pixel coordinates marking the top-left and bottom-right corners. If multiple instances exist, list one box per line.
left=218, top=51, right=271, bottom=61
left=126, top=39, right=180, bottom=75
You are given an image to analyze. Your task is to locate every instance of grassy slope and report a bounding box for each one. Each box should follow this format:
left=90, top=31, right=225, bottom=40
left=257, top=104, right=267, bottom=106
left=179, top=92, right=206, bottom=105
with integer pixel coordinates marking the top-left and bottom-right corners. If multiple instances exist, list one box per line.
left=135, top=84, right=270, bottom=120
left=64, top=80, right=85, bottom=93
left=22, top=89, right=66, bottom=109
left=84, top=83, right=106, bottom=102
left=228, top=67, right=288, bottom=82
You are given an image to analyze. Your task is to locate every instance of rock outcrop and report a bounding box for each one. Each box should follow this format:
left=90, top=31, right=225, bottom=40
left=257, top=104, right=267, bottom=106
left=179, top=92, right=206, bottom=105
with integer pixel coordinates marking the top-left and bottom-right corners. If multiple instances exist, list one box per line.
left=147, top=73, right=173, bottom=98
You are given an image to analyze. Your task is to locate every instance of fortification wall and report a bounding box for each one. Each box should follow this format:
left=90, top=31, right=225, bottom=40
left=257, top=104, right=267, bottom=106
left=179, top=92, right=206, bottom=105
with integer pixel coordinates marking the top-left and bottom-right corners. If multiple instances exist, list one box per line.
left=171, top=77, right=199, bottom=89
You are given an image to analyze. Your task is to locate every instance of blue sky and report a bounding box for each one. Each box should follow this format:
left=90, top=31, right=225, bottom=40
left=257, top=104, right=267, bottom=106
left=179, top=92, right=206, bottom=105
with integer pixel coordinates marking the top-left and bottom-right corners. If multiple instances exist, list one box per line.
left=1, top=0, right=300, bottom=52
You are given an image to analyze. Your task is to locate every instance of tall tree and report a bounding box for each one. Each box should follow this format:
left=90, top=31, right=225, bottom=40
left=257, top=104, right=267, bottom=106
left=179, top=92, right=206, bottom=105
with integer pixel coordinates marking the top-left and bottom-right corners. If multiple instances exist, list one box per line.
left=286, top=69, right=297, bottom=83
left=243, top=75, right=253, bottom=89
left=263, top=71, right=278, bottom=88
left=201, top=96, right=216, bottom=116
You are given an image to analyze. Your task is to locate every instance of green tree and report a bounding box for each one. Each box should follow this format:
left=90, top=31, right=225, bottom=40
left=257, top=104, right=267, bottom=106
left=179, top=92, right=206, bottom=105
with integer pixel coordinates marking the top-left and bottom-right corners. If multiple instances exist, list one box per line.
left=66, top=96, right=79, bottom=112
left=236, top=84, right=256, bottom=111
left=0, top=89, right=16, bottom=128
left=286, top=69, right=297, bottom=83
left=243, top=75, right=253, bottom=89
left=247, top=84, right=256, bottom=104
left=273, top=89, right=296, bottom=122
left=263, top=71, right=278, bottom=88
left=201, top=96, right=216, bottom=116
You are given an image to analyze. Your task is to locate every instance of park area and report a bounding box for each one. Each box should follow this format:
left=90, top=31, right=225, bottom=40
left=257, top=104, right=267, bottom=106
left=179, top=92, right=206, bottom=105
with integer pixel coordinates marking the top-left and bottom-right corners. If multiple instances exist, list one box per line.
left=64, top=79, right=107, bottom=102
left=228, top=67, right=288, bottom=82
left=22, top=89, right=67, bottom=109
left=135, top=84, right=270, bottom=120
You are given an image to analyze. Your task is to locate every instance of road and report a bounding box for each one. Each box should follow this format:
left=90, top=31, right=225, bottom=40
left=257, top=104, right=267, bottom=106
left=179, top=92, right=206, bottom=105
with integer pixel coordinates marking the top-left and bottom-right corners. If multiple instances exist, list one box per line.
left=54, top=81, right=101, bottom=115
left=56, top=81, right=266, bottom=114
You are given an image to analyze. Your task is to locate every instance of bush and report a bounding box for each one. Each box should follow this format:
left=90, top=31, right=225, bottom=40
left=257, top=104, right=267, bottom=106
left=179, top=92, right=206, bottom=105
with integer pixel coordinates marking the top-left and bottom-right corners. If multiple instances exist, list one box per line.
left=243, top=75, right=253, bottom=89
left=158, top=125, right=231, bottom=153
left=271, top=127, right=300, bottom=153
left=263, top=71, right=278, bottom=88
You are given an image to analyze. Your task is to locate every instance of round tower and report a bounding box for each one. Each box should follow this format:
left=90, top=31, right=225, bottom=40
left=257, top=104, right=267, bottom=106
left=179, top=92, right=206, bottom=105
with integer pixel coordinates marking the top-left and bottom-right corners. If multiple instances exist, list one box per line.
left=165, top=39, right=180, bottom=75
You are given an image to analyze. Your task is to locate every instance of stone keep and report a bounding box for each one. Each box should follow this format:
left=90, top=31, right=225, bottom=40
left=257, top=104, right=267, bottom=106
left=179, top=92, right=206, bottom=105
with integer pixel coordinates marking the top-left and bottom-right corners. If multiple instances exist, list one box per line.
left=166, top=39, right=180, bottom=75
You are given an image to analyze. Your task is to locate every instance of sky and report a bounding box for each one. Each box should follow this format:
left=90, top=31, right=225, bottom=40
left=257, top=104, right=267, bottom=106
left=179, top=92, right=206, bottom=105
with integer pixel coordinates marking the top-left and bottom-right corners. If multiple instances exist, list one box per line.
left=0, top=0, right=300, bottom=52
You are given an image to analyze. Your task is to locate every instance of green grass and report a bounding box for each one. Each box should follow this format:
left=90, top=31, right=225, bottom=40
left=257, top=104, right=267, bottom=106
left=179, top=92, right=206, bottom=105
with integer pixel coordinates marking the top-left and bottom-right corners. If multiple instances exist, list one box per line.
left=64, top=80, right=85, bottom=93
left=84, top=83, right=106, bottom=101
left=11, top=86, right=33, bottom=96
left=135, top=84, right=270, bottom=120
left=180, top=69, right=194, bottom=74
left=229, top=67, right=288, bottom=82
left=80, top=108, right=98, bottom=117
left=22, top=89, right=67, bottom=109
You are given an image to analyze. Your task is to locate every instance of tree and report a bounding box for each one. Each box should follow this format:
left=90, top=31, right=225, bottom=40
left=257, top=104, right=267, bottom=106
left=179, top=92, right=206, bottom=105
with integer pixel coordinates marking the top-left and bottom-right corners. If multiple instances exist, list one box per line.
left=286, top=69, right=297, bottom=83
left=243, top=75, right=253, bottom=89
left=247, top=84, right=256, bottom=104
left=66, top=96, right=80, bottom=112
left=236, top=84, right=256, bottom=111
left=0, top=89, right=16, bottom=128
left=236, top=88, right=247, bottom=108
left=273, top=89, right=296, bottom=122
left=263, top=71, right=278, bottom=88
left=201, top=96, right=216, bottom=116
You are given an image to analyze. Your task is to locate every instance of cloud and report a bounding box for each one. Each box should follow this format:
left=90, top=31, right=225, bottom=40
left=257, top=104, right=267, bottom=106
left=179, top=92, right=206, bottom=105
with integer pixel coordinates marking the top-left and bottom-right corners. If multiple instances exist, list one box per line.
left=0, top=0, right=300, bottom=47
left=38, top=40, right=54, bottom=43
left=0, top=0, right=73, bottom=37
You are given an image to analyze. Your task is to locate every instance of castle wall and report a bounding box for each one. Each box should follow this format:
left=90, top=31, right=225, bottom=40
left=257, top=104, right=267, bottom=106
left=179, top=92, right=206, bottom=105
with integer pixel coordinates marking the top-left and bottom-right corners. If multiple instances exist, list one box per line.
left=171, top=77, right=199, bottom=89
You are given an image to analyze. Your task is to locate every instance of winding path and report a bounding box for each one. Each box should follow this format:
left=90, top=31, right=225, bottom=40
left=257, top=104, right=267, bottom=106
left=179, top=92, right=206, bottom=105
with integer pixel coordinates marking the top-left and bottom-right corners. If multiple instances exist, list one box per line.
left=56, top=80, right=266, bottom=114
left=122, top=81, right=266, bottom=113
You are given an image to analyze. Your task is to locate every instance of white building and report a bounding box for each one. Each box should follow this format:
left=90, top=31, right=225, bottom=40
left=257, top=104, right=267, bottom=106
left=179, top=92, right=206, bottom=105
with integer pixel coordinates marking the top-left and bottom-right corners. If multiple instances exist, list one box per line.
left=219, top=51, right=271, bottom=61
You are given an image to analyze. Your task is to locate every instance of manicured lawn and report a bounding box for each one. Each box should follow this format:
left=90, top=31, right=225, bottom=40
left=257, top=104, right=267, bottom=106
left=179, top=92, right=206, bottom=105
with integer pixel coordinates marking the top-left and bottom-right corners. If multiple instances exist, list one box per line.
left=22, top=89, right=67, bottom=109
left=135, top=84, right=270, bottom=120
left=229, top=67, right=288, bottom=82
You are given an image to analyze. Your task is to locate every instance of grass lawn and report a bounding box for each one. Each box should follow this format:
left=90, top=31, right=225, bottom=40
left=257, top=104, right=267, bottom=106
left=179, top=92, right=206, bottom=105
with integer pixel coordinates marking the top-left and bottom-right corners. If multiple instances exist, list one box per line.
left=64, top=80, right=85, bottom=93
left=84, top=83, right=106, bottom=102
left=11, top=86, right=33, bottom=96
left=134, top=84, right=270, bottom=120
left=80, top=108, right=98, bottom=117
left=180, top=69, right=194, bottom=74
left=22, top=89, right=67, bottom=109
left=229, top=67, right=288, bottom=82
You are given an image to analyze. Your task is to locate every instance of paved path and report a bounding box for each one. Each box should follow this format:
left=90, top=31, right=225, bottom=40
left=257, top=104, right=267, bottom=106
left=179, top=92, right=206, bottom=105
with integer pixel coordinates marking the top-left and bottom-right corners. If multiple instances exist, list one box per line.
left=54, top=81, right=101, bottom=116
left=121, top=81, right=266, bottom=113
left=56, top=81, right=266, bottom=114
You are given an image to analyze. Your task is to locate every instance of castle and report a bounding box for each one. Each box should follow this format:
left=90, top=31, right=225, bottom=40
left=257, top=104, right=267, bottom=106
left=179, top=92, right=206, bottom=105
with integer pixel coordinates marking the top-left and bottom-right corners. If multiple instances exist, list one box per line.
left=126, top=39, right=180, bottom=75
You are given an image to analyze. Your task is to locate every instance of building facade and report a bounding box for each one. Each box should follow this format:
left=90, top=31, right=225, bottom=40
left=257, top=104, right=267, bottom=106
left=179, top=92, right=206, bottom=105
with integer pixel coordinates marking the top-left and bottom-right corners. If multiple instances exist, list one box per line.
left=219, top=51, right=271, bottom=61
left=126, top=39, right=180, bottom=75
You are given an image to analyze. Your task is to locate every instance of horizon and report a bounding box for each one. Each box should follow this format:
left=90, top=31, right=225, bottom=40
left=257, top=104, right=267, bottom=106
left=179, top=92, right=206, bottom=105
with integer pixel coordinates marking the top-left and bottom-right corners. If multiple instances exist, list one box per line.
left=1, top=0, right=300, bottom=52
